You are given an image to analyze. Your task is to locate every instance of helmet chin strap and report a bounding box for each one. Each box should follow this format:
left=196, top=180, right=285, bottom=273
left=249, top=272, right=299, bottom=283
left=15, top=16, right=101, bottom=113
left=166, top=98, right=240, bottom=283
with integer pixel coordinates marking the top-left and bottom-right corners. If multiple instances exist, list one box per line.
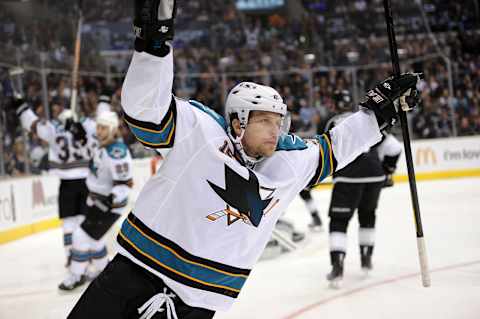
left=227, top=127, right=264, bottom=169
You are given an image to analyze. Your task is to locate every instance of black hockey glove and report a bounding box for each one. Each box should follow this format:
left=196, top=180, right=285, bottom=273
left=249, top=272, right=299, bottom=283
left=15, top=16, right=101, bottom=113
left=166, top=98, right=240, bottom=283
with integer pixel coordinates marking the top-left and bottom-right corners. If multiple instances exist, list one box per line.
left=65, top=119, right=87, bottom=145
left=134, top=0, right=176, bottom=57
left=383, top=174, right=394, bottom=188
left=382, top=154, right=400, bottom=175
left=360, top=73, right=422, bottom=129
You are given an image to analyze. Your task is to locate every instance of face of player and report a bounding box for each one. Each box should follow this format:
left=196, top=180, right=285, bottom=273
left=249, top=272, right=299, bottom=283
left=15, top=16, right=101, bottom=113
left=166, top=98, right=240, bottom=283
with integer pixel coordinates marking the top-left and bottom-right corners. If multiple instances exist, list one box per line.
left=233, top=111, right=282, bottom=158
left=96, top=123, right=115, bottom=146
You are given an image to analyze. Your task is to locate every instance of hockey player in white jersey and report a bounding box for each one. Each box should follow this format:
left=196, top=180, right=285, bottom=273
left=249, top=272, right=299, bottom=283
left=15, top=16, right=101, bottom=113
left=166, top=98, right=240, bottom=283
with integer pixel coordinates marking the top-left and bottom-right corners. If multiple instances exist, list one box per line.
left=59, top=110, right=133, bottom=291
left=15, top=100, right=95, bottom=267
left=68, top=1, right=421, bottom=318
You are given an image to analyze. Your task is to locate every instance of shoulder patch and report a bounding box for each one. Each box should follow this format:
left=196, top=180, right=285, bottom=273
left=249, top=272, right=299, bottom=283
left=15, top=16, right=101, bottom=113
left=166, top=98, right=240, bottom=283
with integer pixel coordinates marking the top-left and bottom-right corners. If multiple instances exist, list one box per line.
left=106, top=142, right=128, bottom=159
left=276, top=134, right=308, bottom=151
left=189, top=100, right=228, bottom=132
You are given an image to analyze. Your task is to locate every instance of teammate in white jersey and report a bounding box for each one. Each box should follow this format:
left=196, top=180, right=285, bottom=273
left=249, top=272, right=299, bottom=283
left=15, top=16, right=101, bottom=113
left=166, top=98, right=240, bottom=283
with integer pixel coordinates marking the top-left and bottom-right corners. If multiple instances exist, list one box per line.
left=16, top=101, right=95, bottom=267
left=68, top=1, right=421, bottom=318
left=59, top=110, right=133, bottom=291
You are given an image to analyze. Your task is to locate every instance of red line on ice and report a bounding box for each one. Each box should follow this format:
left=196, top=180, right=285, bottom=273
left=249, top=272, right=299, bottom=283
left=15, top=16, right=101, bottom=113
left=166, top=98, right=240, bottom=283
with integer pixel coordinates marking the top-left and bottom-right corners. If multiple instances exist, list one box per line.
left=282, top=260, right=480, bottom=319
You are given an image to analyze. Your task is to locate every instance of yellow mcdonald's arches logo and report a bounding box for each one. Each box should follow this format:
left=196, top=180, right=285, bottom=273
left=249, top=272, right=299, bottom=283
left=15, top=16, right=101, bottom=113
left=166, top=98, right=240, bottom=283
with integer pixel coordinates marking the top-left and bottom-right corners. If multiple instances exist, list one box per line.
left=32, top=180, right=46, bottom=208
left=416, top=147, right=437, bottom=166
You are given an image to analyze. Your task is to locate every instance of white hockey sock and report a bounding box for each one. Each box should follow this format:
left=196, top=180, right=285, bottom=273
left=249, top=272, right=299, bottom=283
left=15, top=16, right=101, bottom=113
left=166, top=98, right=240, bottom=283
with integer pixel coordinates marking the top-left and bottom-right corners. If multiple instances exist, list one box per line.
left=70, top=227, right=92, bottom=276
left=358, top=227, right=375, bottom=246
left=329, top=231, right=347, bottom=253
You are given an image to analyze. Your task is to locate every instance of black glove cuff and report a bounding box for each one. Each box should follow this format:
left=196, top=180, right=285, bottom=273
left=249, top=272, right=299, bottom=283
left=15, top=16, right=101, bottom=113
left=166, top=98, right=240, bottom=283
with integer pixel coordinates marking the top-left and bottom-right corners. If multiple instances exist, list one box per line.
left=135, top=38, right=171, bottom=57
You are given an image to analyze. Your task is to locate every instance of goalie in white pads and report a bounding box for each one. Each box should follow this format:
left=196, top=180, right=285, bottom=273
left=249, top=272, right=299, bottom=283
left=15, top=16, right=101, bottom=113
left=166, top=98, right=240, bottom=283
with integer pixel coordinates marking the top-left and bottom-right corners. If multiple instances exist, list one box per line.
left=59, top=110, right=133, bottom=291
left=68, top=1, right=421, bottom=318
left=15, top=100, right=95, bottom=267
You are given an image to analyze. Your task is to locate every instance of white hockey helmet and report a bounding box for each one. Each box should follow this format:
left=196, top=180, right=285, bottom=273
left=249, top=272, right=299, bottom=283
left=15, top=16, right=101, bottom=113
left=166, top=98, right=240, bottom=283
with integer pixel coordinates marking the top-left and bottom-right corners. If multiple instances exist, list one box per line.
left=57, top=109, right=75, bottom=126
left=225, top=82, right=287, bottom=129
left=96, top=110, right=119, bottom=138
left=225, top=82, right=289, bottom=167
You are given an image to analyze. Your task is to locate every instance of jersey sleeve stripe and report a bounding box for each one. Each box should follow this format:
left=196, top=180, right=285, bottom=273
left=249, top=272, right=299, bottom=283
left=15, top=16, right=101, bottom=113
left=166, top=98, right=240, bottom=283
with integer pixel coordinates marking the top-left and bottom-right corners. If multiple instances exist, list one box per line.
left=324, top=133, right=334, bottom=176
left=123, top=99, right=177, bottom=149
left=117, top=212, right=250, bottom=298
left=308, top=132, right=338, bottom=187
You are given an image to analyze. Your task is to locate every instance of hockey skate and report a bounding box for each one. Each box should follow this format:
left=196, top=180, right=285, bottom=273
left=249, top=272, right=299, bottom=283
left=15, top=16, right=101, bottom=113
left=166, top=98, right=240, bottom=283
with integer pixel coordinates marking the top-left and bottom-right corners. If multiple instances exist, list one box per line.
left=326, top=264, right=344, bottom=289
left=58, top=273, right=87, bottom=291
left=326, top=251, right=344, bottom=289
left=361, top=255, right=373, bottom=276
left=360, top=245, right=373, bottom=276
left=308, top=213, right=323, bottom=232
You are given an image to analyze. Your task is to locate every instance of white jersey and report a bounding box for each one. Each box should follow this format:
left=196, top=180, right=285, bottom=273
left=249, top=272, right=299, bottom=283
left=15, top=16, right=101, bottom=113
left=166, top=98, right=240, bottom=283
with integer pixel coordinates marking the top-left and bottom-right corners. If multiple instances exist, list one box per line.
left=377, top=133, right=402, bottom=161
left=117, top=50, right=382, bottom=311
left=86, top=140, right=133, bottom=214
left=20, top=110, right=95, bottom=180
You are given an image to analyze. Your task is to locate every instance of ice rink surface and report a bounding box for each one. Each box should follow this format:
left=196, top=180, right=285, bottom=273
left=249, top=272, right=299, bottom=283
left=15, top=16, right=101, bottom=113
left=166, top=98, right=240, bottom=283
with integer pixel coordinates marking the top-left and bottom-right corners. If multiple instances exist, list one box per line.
left=1, top=177, right=479, bottom=319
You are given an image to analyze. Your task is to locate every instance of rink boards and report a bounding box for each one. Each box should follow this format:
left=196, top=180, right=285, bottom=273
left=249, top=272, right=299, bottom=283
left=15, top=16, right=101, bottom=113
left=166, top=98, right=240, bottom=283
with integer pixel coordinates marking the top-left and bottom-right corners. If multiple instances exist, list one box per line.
left=1, top=136, right=479, bottom=244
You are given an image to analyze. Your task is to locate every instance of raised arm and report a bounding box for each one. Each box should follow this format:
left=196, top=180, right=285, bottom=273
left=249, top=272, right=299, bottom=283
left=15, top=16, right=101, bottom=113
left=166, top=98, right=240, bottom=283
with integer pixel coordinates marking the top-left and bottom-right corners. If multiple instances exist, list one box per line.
left=308, top=73, right=420, bottom=186
left=121, top=0, right=177, bottom=149
left=16, top=100, right=56, bottom=144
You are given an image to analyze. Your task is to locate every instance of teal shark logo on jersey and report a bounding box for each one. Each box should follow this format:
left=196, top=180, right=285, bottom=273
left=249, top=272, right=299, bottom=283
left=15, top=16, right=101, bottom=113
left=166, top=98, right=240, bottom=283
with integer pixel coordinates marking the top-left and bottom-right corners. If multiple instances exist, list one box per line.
left=206, top=165, right=278, bottom=227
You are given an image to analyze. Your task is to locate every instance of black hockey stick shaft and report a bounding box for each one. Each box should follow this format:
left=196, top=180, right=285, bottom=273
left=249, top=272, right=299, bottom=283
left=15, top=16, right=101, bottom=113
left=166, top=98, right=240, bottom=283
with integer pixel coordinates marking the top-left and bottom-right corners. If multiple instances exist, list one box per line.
left=383, top=0, right=430, bottom=287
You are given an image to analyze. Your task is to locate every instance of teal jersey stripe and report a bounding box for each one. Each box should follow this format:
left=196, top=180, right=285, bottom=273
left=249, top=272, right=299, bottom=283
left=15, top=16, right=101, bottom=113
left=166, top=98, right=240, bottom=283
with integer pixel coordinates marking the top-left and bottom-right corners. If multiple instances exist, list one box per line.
left=126, top=116, right=175, bottom=146
left=307, top=133, right=336, bottom=187
left=120, top=220, right=247, bottom=291
left=189, top=100, right=228, bottom=132
left=317, top=136, right=333, bottom=181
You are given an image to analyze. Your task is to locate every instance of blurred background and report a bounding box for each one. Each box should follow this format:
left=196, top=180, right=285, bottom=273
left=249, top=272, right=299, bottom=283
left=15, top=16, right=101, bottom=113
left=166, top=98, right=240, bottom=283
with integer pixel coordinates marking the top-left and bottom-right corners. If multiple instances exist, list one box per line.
left=0, top=0, right=479, bottom=177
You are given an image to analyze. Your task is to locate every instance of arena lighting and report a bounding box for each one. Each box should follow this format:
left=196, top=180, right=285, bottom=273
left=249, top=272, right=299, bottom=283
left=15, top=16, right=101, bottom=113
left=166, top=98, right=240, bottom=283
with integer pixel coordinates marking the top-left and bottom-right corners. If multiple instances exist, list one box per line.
left=304, top=53, right=316, bottom=64
left=346, top=51, right=359, bottom=63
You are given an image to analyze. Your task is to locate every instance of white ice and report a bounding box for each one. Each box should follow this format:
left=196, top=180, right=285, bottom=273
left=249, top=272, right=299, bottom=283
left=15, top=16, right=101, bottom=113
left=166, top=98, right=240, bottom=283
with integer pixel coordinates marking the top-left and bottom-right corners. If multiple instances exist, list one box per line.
left=1, top=178, right=479, bottom=319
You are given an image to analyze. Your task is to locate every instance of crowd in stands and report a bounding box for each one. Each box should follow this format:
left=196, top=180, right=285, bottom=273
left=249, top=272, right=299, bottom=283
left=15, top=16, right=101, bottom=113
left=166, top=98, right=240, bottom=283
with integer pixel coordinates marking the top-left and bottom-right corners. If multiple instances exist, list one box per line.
left=0, top=0, right=479, bottom=177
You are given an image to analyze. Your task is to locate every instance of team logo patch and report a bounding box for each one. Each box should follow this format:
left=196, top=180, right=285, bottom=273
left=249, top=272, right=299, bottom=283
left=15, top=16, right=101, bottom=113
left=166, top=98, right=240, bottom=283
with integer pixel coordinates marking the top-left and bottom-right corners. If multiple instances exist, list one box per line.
left=206, top=165, right=279, bottom=227
left=109, top=146, right=126, bottom=159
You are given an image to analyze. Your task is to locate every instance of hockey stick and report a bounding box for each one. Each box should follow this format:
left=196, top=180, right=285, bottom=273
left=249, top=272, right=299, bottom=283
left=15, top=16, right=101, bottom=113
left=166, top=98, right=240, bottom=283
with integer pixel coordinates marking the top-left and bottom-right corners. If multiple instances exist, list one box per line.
left=8, top=67, right=25, bottom=98
left=70, top=0, right=84, bottom=121
left=383, top=0, right=431, bottom=288
left=271, top=229, right=298, bottom=252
